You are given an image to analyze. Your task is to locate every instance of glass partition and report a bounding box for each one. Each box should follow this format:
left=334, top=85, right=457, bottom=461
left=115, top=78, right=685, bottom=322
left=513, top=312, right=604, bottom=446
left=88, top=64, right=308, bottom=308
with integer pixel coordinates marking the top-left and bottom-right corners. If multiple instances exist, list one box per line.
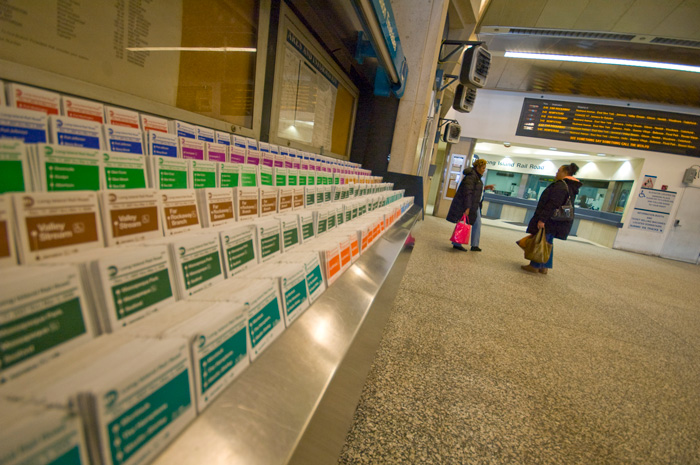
left=176, top=0, right=260, bottom=129
left=484, top=170, right=522, bottom=196
left=576, top=180, right=609, bottom=211
left=0, top=0, right=265, bottom=133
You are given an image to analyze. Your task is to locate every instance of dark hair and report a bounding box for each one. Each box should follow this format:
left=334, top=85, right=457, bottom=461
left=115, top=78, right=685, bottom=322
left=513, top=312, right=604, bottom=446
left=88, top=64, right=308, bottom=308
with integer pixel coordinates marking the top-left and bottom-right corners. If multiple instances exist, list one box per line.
left=563, top=163, right=579, bottom=176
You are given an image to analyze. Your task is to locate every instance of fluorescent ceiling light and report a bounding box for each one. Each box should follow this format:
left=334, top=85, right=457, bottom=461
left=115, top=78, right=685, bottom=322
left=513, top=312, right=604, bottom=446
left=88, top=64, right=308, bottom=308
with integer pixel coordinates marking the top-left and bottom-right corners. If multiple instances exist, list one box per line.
left=504, top=51, right=700, bottom=73
left=126, top=47, right=256, bottom=52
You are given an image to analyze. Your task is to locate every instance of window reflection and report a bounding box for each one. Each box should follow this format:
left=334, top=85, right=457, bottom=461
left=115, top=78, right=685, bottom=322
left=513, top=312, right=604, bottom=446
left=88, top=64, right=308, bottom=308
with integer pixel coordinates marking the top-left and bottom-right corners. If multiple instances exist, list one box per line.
left=486, top=169, right=634, bottom=215
left=176, top=0, right=259, bottom=129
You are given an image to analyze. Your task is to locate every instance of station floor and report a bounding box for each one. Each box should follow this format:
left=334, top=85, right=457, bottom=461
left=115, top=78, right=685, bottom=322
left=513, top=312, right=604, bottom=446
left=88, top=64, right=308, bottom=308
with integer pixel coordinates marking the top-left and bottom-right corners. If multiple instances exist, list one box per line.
left=338, top=215, right=700, bottom=465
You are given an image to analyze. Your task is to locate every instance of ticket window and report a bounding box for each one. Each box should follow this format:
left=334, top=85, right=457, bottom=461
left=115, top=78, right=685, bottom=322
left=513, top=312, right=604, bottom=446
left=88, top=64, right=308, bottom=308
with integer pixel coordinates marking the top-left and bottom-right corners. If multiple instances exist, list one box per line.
left=484, top=170, right=523, bottom=197
left=443, top=154, right=466, bottom=199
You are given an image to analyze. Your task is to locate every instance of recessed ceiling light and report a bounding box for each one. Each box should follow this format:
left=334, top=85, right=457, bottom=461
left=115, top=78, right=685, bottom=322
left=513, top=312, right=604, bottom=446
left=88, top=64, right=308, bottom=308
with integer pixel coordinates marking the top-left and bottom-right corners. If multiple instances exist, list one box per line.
left=596, top=153, right=607, bottom=157
left=549, top=147, right=558, bottom=151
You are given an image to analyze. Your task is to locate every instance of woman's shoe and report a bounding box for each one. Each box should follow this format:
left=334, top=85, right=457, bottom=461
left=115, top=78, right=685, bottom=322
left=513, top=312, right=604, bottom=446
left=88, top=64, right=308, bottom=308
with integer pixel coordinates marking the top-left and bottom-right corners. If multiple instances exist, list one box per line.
left=521, top=265, right=539, bottom=273
left=452, top=244, right=468, bottom=252
left=539, top=268, right=548, bottom=274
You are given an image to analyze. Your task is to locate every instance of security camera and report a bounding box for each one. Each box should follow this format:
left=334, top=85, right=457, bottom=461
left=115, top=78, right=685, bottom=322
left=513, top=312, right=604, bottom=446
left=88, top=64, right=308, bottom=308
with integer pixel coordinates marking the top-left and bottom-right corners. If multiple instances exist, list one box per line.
left=503, top=142, right=511, bottom=147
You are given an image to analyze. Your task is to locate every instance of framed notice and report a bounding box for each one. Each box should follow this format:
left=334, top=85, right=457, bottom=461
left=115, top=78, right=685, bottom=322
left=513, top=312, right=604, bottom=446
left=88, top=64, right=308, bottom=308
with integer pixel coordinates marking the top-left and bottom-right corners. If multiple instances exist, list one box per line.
left=0, top=0, right=271, bottom=138
left=270, top=4, right=358, bottom=158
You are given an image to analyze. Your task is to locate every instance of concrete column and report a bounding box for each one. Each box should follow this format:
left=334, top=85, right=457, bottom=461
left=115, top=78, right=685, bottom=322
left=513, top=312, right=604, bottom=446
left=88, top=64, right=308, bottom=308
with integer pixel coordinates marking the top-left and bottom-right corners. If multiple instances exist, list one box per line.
left=387, top=0, right=450, bottom=176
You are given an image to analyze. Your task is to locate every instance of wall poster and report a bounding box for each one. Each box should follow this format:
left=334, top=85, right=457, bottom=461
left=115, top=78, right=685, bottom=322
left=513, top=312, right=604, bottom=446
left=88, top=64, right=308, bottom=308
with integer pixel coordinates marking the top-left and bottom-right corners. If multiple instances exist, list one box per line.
left=628, top=188, right=676, bottom=234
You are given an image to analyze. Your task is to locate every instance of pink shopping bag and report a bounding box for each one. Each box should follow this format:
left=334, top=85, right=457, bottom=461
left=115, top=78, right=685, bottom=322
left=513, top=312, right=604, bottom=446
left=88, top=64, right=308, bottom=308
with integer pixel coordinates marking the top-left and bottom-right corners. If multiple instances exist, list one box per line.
left=449, top=215, right=471, bottom=244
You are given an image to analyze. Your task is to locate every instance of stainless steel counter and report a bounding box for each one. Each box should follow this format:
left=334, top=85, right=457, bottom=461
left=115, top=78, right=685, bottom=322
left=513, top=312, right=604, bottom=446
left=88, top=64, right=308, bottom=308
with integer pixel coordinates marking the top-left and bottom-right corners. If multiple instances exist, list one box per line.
left=151, top=205, right=421, bottom=465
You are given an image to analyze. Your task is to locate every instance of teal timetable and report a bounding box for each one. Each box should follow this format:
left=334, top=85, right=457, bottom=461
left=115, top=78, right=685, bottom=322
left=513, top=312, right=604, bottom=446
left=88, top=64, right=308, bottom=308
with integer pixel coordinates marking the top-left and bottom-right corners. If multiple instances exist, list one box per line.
left=516, top=98, right=700, bottom=158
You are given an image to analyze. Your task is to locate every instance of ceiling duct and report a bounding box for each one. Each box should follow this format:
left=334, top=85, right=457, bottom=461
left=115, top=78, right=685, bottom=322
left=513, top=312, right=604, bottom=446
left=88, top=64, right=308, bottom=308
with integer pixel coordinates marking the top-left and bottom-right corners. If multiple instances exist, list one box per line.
left=507, top=28, right=636, bottom=42
left=650, top=37, right=700, bottom=49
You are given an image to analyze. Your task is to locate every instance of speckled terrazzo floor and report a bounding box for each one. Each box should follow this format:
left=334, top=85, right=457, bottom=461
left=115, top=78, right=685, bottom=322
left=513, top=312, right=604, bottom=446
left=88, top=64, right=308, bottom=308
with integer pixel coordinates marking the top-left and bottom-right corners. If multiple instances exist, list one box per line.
left=338, top=216, right=700, bottom=465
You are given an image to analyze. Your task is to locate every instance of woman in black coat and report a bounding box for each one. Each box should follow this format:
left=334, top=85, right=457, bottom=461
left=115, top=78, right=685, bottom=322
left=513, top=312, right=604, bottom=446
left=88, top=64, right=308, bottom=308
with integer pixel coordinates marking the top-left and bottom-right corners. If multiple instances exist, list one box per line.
left=447, top=159, right=486, bottom=251
left=521, top=163, right=582, bottom=274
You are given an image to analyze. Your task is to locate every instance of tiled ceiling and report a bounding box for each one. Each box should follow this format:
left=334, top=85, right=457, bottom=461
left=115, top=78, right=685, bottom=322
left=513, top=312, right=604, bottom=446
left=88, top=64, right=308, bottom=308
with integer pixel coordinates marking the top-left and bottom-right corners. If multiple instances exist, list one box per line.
left=474, top=0, right=700, bottom=107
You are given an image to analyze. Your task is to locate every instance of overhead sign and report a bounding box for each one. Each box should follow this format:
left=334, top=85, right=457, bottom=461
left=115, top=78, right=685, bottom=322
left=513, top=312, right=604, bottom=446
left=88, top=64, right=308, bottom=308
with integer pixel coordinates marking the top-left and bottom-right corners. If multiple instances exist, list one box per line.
left=516, top=98, right=700, bottom=158
left=628, top=188, right=676, bottom=234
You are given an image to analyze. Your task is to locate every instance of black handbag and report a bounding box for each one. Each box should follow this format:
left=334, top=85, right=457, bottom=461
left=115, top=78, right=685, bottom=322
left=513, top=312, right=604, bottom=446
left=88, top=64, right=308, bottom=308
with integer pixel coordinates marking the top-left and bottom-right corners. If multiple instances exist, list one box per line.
left=552, top=181, right=573, bottom=221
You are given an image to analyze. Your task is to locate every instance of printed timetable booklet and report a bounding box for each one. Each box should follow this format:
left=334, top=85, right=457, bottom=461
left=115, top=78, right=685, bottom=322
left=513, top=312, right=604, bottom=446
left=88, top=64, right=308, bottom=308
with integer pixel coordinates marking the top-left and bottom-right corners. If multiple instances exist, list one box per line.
left=104, top=106, right=141, bottom=129
left=275, top=213, right=301, bottom=252
left=191, top=277, right=284, bottom=362
left=0, top=195, right=18, bottom=268
left=0, top=400, right=90, bottom=465
left=189, top=159, right=217, bottom=188
left=218, top=161, right=240, bottom=188
left=49, top=115, right=104, bottom=150
left=4, top=335, right=197, bottom=465
left=147, top=155, right=190, bottom=190
left=140, top=114, right=169, bottom=133
left=196, top=126, right=215, bottom=142
left=0, top=139, right=32, bottom=193
left=255, top=217, right=282, bottom=263
left=205, top=141, right=228, bottom=162
left=103, top=125, right=145, bottom=154
left=215, top=131, right=231, bottom=146
left=38, top=245, right=176, bottom=333
left=124, top=300, right=249, bottom=413
left=141, top=231, right=224, bottom=299
left=11, top=191, right=104, bottom=263
left=196, top=188, right=235, bottom=228
left=146, top=131, right=178, bottom=158
left=100, top=150, right=148, bottom=190
left=232, top=187, right=259, bottom=221
left=277, top=251, right=327, bottom=304
left=29, top=143, right=102, bottom=192
left=6, top=83, right=60, bottom=115
left=0, top=264, right=96, bottom=384
left=61, top=95, right=105, bottom=123
left=215, top=222, right=259, bottom=279
left=169, top=120, right=196, bottom=139
left=98, top=189, right=162, bottom=246
left=249, top=261, right=310, bottom=327
left=157, top=189, right=202, bottom=236
left=0, top=107, right=49, bottom=143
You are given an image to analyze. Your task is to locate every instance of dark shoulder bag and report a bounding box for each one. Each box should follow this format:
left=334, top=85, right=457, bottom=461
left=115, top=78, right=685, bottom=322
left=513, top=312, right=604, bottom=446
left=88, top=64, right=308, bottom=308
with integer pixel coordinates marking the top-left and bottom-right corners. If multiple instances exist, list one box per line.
left=551, top=181, right=573, bottom=221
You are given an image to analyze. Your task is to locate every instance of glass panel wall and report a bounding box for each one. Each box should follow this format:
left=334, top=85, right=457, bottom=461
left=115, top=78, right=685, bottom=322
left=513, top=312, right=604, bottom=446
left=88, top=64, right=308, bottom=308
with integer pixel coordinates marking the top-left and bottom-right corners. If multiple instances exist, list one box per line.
left=487, top=168, right=635, bottom=215
left=484, top=170, right=522, bottom=196
left=575, top=180, right=609, bottom=211
left=524, top=175, right=555, bottom=200
left=177, top=0, right=259, bottom=129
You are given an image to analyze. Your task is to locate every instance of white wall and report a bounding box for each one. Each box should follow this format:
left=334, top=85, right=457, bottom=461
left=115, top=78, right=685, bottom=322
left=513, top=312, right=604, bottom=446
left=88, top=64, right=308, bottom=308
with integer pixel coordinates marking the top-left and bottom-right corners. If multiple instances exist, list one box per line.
left=448, top=90, right=700, bottom=257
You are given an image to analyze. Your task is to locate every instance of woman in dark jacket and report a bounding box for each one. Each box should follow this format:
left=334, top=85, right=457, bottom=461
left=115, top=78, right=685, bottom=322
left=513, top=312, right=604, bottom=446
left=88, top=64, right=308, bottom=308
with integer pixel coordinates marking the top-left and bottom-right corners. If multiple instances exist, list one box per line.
left=521, top=163, right=582, bottom=274
left=447, top=159, right=486, bottom=251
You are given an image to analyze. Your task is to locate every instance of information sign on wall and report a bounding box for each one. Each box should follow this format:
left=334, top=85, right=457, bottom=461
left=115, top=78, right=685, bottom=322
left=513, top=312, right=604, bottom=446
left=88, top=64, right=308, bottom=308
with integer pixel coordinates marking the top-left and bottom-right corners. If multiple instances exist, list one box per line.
left=516, top=98, right=700, bottom=158
left=628, top=188, right=676, bottom=234
left=278, top=29, right=338, bottom=151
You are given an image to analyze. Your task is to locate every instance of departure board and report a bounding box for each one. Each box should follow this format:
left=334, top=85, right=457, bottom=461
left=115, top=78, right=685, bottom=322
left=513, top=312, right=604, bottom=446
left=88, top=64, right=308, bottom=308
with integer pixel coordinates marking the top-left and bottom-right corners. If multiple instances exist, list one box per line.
left=516, top=98, right=700, bottom=158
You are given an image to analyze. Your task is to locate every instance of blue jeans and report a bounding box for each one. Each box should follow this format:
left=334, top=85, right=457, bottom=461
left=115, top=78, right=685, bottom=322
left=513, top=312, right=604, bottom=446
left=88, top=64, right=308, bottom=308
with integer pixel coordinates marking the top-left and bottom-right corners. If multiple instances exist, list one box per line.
left=471, top=209, right=481, bottom=247
left=530, top=233, right=554, bottom=269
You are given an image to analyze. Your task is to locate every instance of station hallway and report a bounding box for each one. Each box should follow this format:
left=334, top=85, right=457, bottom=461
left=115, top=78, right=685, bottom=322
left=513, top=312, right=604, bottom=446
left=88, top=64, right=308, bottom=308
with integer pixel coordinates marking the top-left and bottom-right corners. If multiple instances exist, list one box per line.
left=339, top=216, right=700, bottom=465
